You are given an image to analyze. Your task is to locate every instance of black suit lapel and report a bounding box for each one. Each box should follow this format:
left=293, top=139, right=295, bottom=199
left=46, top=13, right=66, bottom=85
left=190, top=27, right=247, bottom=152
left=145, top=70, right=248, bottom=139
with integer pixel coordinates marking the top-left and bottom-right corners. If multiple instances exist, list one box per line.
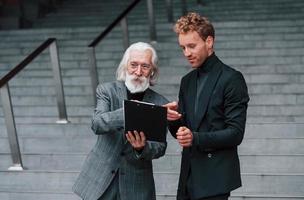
left=143, top=88, right=153, bottom=102
left=184, top=71, right=197, bottom=130
left=194, top=63, right=222, bottom=130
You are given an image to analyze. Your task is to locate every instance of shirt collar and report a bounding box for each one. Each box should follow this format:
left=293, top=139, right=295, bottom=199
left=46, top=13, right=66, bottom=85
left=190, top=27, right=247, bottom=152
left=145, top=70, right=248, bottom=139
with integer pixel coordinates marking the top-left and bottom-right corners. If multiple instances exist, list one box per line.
left=197, top=52, right=217, bottom=74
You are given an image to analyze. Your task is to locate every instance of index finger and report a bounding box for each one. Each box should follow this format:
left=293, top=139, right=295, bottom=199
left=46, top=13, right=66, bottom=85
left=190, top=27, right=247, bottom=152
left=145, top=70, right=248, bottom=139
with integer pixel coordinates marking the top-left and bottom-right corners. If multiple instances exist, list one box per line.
left=139, top=131, right=146, bottom=141
left=163, top=101, right=178, bottom=109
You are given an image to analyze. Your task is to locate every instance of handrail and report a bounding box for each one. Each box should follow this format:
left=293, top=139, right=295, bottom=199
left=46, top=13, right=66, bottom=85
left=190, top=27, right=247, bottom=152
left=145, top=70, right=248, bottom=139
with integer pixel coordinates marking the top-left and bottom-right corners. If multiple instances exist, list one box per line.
left=166, top=0, right=173, bottom=23
left=88, top=0, right=141, bottom=48
left=0, top=39, right=54, bottom=87
left=0, top=37, right=68, bottom=171
left=181, top=0, right=187, bottom=16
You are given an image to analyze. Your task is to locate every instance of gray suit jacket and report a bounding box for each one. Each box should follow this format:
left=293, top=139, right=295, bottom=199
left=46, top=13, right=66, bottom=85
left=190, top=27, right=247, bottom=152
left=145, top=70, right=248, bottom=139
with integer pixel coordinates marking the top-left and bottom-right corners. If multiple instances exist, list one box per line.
left=73, top=81, right=168, bottom=200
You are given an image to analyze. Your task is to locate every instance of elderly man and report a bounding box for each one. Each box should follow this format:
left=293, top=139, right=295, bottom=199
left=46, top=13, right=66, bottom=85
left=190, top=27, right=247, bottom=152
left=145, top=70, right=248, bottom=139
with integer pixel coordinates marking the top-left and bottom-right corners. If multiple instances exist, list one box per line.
left=73, top=42, right=168, bottom=200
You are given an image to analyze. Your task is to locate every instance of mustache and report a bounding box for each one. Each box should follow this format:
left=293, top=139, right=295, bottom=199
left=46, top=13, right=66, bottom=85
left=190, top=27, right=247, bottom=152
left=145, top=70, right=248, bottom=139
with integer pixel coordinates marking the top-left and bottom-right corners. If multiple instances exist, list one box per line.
left=128, top=74, right=147, bottom=82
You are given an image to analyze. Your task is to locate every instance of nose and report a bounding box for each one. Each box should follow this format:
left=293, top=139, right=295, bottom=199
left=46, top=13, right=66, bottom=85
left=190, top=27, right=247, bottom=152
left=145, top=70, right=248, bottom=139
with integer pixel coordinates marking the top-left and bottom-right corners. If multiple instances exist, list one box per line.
left=184, top=48, right=191, bottom=57
left=134, top=66, right=142, bottom=76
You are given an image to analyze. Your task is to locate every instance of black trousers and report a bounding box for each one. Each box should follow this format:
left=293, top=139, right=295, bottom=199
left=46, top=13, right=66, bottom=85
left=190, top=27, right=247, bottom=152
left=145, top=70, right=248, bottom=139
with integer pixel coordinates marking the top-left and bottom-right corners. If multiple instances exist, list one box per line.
left=196, top=193, right=230, bottom=200
left=181, top=193, right=230, bottom=200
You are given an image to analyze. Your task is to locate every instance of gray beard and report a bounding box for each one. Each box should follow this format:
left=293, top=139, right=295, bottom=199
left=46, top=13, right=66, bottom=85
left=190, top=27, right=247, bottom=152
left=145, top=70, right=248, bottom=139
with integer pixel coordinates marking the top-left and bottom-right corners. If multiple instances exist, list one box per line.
left=125, top=73, right=150, bottom=93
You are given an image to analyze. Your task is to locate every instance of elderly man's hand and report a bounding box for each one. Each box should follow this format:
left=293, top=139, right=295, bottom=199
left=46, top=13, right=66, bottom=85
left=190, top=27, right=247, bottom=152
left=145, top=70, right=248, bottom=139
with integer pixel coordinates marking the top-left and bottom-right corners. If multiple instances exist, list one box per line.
left=126, top=131, right=146, bottom=150
left=163, top=101, right=182, bottom=121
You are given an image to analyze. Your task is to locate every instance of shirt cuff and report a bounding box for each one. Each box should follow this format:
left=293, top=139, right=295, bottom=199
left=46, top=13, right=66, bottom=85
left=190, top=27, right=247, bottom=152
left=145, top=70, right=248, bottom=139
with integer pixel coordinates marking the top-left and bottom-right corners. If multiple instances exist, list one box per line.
left=192, top=131, right=199, bottom=146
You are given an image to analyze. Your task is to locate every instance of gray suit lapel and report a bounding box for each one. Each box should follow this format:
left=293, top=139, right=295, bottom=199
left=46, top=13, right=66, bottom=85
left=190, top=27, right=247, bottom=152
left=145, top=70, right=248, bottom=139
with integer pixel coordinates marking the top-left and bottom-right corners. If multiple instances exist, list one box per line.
left=116, top=81, right=127, bottom=107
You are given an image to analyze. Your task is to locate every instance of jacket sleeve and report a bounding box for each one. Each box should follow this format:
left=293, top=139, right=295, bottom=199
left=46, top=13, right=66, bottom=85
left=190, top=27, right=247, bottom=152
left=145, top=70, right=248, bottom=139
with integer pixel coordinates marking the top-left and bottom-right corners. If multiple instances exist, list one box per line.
left=193, top=71, right=250, bottom=149
left=91, top=84, right=124, bottom=135
left=133, top=140, right=167, bottom=160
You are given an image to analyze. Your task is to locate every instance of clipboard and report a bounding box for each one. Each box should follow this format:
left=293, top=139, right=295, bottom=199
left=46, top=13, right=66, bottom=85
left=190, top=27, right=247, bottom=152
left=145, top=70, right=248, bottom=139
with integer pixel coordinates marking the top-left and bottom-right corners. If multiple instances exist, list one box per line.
left=124, top=100, right=167, bottom=142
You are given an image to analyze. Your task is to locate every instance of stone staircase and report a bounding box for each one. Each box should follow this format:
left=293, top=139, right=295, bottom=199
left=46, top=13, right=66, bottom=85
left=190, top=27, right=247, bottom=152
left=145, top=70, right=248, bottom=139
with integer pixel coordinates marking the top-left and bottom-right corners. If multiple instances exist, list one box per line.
left=0, top=0, right=304, bottom=199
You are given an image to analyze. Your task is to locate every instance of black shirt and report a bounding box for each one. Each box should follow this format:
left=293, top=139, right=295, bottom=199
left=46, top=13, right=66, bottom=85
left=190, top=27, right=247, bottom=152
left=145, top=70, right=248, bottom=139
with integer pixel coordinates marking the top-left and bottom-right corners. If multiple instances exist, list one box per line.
left=126, top=89, right=145, bottom=101
left=194, top=53, right=216, bottom=116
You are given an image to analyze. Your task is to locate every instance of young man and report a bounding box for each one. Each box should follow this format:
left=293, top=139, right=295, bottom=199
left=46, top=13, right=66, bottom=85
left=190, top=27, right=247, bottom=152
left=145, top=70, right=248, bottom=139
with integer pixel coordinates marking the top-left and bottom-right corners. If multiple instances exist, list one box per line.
left=164, top=13, right=250, bottom=200
left=73, top=42, right=168, bottom=200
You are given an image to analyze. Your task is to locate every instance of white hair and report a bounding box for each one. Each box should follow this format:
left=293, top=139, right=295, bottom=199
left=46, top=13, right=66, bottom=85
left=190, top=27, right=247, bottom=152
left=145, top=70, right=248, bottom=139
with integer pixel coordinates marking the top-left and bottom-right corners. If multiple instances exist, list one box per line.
left=116, top=42, right=159, bottom=86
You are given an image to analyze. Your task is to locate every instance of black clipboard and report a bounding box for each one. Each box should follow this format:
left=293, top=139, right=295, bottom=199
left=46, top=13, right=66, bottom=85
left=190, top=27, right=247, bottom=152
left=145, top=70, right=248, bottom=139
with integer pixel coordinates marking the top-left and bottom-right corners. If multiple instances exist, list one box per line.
left=124, top=100, right=167, bottom=142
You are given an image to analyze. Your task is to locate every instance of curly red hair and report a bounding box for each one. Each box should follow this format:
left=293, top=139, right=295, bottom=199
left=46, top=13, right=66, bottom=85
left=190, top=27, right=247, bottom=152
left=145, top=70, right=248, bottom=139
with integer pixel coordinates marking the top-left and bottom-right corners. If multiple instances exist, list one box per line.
left=174, top=12, right=215, bottom=41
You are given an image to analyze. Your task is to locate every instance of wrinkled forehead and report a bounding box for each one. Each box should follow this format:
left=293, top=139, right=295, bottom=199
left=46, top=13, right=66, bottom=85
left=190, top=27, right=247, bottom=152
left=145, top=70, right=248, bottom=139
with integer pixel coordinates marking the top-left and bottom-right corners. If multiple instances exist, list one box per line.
left=128, top=49, right=153, bottom=63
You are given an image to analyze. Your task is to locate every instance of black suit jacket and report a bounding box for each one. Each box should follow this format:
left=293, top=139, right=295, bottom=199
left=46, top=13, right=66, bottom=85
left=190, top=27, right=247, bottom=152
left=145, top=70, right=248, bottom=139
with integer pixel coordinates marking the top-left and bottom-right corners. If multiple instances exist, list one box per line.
left=169, top=54, right=250, bottom=199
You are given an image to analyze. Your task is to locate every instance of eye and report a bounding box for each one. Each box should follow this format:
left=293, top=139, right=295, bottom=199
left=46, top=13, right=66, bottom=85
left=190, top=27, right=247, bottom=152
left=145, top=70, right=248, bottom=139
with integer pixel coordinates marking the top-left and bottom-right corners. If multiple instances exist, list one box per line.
left=188, top=44, right=196, bottom=49
left=141, top=64, right=151, bottom=70
left=130, top=62, right=138, bottom=68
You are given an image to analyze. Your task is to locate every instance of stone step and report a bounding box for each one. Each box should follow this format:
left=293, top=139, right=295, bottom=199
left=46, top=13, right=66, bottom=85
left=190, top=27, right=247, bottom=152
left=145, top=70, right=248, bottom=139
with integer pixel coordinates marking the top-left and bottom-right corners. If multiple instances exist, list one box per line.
left=0, top=191, right=302, bottom=200
left=166, top=138, right=304, bottom=155
left=3, top=42, right=304, bottom=62
left=231, top=196, right=304, bottom=200
left=0, top=116, right=91, bottom=124
left=37, top=13, right=303, bottom=27
left=1, top=123, right=303, bottom=138
left=0, top=30, right=303, bottom=48
left=201, top=5, right=304, bottom=13
left=1, top=104, right=304, bottom=118
left=2, top=82, right=304, bottom=98
left=1, top=20, right=303, bottom=42
left=154, top=154, right=304, bottom=174
left=0, top=93, right=302, bottom=106
left=195, top=0, right=304, bottom=10
left=6, top=115, right=300, bottom=124
left=2, top=45, right=304, bottom=60
left=1, top=105, right=304, bottom=123
left=1, top=34, right=300, bottom=50
left=0, top=81, right=303, bottom=105
left=1, top=42, right=303, bottom=64
left=36, top=15, right=169, bottom=24
left=247, top=83, right=304, bottom=95
left=1, top=153, right=303, bottom=174
left=5, top=85, right=94, bottom=96
left=0, top=134, right=303, bottom=155
left=246, top=115, right=304, bottom=124
left=169, top=56, right=304, bottom=68
left=3, top=73, right=303, bottom=87
left=234, top=64, right=304, bottom=74
left=2, top=56, right=303, bottom=75
left=35, top=1, right=304, bottom=24
left=0, top=105, right=93, bottom=117
left=6, top=96, right=95, bottom=106
left=202, top=13, right=304, bottom=21
left=0, top=191, right=81, bottom=200
left=247, top=105, right=304, bottom=117
left=160, top=173, right=304, bottom=196
left=0, top=171, right=303, bottom=196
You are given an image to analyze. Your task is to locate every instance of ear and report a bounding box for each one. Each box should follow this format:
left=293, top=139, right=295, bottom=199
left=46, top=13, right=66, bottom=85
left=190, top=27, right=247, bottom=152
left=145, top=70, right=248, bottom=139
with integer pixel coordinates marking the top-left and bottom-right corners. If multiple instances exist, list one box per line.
left=150, top=71, right=154, bottom=76
left=206, top=36, right=214, bottom=49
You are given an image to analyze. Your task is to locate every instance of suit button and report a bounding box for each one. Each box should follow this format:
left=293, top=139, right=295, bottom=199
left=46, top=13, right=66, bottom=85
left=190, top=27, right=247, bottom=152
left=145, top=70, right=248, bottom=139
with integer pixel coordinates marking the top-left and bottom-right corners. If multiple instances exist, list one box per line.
left=111, top=170, right=115, bottom=174
left=120, top=152, right=125, bottom=156
left=207, top=153, right=212, bottom=158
